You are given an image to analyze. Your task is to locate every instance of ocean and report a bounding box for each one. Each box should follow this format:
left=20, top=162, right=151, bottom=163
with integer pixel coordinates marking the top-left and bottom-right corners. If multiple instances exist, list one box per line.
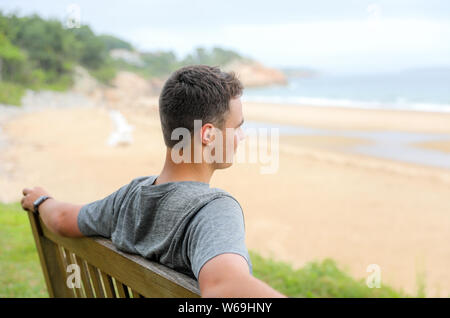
left=242, top=68, right=450, bottom=169
left=243, top=120, right=450, bottom=169
left=242, top=68, right=450, bottom=113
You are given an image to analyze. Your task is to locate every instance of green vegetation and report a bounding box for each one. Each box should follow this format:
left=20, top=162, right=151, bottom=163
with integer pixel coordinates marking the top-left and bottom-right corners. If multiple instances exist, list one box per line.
left=0, top=81, right=24, bottom=105
left=0, top=201, right=416, bottom=298
left=0, top=202, right=48, bottom=297
left=181, top=46, right=247, bottom=67
left=0, top=11, right=116, bottom=104
left=98, top=34, right=133, bottom=51
left=0, top=11, right=248, bottom=106
left=111, top=46, right=247, bottom=79
left=250, top=252, right=410, bottom=297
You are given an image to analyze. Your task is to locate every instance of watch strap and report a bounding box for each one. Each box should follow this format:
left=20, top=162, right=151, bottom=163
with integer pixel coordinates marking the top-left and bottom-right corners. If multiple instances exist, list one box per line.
left=33, top=195, right=52, bottom=214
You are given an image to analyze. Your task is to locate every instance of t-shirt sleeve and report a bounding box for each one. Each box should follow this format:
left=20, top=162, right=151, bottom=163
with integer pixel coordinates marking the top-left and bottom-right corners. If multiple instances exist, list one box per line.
left=186, top=196, right=253, bottom=280
left=77, top=179, right=138, bottom=237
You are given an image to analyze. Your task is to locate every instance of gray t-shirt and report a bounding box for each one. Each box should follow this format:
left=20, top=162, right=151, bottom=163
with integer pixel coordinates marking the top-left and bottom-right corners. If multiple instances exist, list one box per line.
left=77, top=175, right=253, bottom=280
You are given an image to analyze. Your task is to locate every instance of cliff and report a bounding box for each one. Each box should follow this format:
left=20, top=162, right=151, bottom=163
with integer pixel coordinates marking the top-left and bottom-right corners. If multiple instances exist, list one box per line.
left=222, top=59, right=288, bottom=88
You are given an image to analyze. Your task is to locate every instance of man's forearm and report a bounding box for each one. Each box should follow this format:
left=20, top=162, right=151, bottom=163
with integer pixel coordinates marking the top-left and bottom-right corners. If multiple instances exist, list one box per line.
left=203, top=275, right=287, bottom=298
left=38, top=199, right=84, bottom=237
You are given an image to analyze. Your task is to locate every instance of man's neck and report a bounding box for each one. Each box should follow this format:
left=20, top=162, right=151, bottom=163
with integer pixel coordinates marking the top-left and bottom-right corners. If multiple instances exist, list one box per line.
left=155, top=149, right=215, bottom=185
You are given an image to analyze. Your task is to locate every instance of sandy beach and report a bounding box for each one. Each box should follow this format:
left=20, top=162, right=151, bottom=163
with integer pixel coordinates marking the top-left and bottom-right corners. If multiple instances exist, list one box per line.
left=414, top=140, right=450, bottom=154
left=1, top=99, right=450, bottom=297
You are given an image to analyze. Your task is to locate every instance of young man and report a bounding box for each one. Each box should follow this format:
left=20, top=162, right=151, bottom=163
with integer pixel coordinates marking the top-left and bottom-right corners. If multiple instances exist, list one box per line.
left=21, top=65, right=286, bottom=298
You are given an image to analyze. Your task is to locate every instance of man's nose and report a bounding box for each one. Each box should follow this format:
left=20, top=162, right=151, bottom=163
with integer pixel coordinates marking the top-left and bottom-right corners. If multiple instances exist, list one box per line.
left=237, top=128, right=246, bottom=141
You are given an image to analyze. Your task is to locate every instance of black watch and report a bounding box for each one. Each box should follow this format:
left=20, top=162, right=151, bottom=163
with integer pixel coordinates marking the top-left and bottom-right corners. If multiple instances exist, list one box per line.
left=33, top=195, right=52, bottom=215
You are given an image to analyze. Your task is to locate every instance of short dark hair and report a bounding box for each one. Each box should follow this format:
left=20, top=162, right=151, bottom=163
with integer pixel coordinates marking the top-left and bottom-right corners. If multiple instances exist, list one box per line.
left=159, top=64, right=243, bottom=148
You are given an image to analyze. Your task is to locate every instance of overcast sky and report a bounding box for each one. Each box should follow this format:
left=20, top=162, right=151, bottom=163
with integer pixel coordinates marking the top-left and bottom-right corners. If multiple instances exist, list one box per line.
left=1, top=0, right=449, bottom=74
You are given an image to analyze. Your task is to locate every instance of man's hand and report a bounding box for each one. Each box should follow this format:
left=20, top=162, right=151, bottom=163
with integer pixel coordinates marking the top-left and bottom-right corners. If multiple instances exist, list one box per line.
left=20, top=186, right=83, bottom=237
left=21, top=186, right=52, bottom=213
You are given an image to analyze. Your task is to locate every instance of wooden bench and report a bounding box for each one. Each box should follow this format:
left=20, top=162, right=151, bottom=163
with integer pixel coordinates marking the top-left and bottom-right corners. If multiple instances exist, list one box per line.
left=27, top=210, right=201, bottom=298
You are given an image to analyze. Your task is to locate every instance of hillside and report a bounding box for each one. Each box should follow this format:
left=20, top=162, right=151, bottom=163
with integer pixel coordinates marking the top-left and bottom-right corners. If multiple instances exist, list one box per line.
left=0, top=11, right=288, bottom=107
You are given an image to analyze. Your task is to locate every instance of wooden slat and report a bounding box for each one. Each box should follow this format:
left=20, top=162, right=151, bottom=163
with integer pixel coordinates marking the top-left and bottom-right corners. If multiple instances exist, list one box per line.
left=97, top=238, right=200, bottom=296
left=116, top=280, right=130, bottom=298
left=75, top=255, right=95, bottom=298
left=87, top=263, right=105, bottom=298
left=99, top=270, right=116, bottom=298
left=26, top=211, right=73, bottom=297
left=131, top=289, right=143, bottom=298
left=64, top=248, right=83, bottom=298
left=40, top=223, right=200, bottom=297
left=57, top=246, right=75, bottom=297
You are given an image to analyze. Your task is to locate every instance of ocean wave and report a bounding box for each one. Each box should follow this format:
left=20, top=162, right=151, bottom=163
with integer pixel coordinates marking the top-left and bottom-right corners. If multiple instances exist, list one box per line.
left=241, top=95, right=450, bottom=113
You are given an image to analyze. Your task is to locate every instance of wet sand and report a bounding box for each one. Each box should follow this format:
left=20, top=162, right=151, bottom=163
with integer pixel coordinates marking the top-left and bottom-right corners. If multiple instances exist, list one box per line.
left=242, top=100, right=450, bottom=134
left=1, top=100, right=450, bottom=297
left=413, top=140, right=450, bottom=154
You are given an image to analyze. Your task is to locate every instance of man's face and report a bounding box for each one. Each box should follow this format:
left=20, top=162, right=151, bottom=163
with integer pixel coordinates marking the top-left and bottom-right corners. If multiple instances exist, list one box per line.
left=192, top=97, right=244, bottom=168
left=215, top=97, right=245, bottom=169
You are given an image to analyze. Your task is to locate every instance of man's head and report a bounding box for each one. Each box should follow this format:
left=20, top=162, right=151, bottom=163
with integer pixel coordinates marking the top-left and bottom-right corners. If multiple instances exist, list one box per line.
left=159, top=65, right=245, bottom=168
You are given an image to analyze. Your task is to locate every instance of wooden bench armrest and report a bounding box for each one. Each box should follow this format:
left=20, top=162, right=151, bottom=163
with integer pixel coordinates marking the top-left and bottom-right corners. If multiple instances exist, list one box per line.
left=27, top=210, right=200, bottom=298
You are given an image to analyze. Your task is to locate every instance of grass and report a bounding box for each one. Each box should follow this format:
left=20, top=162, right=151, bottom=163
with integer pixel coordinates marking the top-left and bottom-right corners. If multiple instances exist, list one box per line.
left=0, top=201, right=413, bottom=298
left=0, top=72, right=73, bottom=106
left=0, top=202, right=48, bottom=297
left=0, top=79, right=72, bottom=106
left=0, top=82, right=25, bottom=106
left=250, top=252, right=409, bottom=297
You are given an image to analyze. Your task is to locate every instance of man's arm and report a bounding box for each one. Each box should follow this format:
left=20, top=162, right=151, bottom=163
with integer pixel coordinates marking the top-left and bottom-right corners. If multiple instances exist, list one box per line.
left=198, top=253, right=287, bottom=298
left=21, top=186, right=84, bottom=238
left=38, top=199, right=84, bottom=237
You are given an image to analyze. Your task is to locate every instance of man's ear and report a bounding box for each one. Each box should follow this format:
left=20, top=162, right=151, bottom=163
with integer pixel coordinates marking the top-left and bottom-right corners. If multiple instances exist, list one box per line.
left=201, top=124, right=215, bottom=145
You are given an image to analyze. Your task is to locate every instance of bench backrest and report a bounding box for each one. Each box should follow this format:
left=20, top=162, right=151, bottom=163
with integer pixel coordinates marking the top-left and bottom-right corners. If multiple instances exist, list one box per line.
left=27, top=210, right=201, bottom=298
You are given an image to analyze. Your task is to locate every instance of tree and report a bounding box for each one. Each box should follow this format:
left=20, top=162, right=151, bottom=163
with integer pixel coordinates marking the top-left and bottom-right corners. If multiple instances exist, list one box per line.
left=0, top=33, right=26, bottom=82
left=71, top=25, right=107, bottom=70
left=180, top=46, right=244, bottom=67
left=98, top=34, right=133, bottom=51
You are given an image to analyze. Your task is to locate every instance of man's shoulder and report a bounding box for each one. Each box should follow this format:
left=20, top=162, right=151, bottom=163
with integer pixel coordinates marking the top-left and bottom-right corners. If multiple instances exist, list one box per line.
left=116, top=175, right=156, bottom=199
left=129, top=175, right=157, bottom=187
left=191, top=188, right=245, bottom=228
left=207, top=188, right=242, bottom=210
left=125, top=176, right=243, bottom=216
left=174, top=183, right=240, bottom=207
